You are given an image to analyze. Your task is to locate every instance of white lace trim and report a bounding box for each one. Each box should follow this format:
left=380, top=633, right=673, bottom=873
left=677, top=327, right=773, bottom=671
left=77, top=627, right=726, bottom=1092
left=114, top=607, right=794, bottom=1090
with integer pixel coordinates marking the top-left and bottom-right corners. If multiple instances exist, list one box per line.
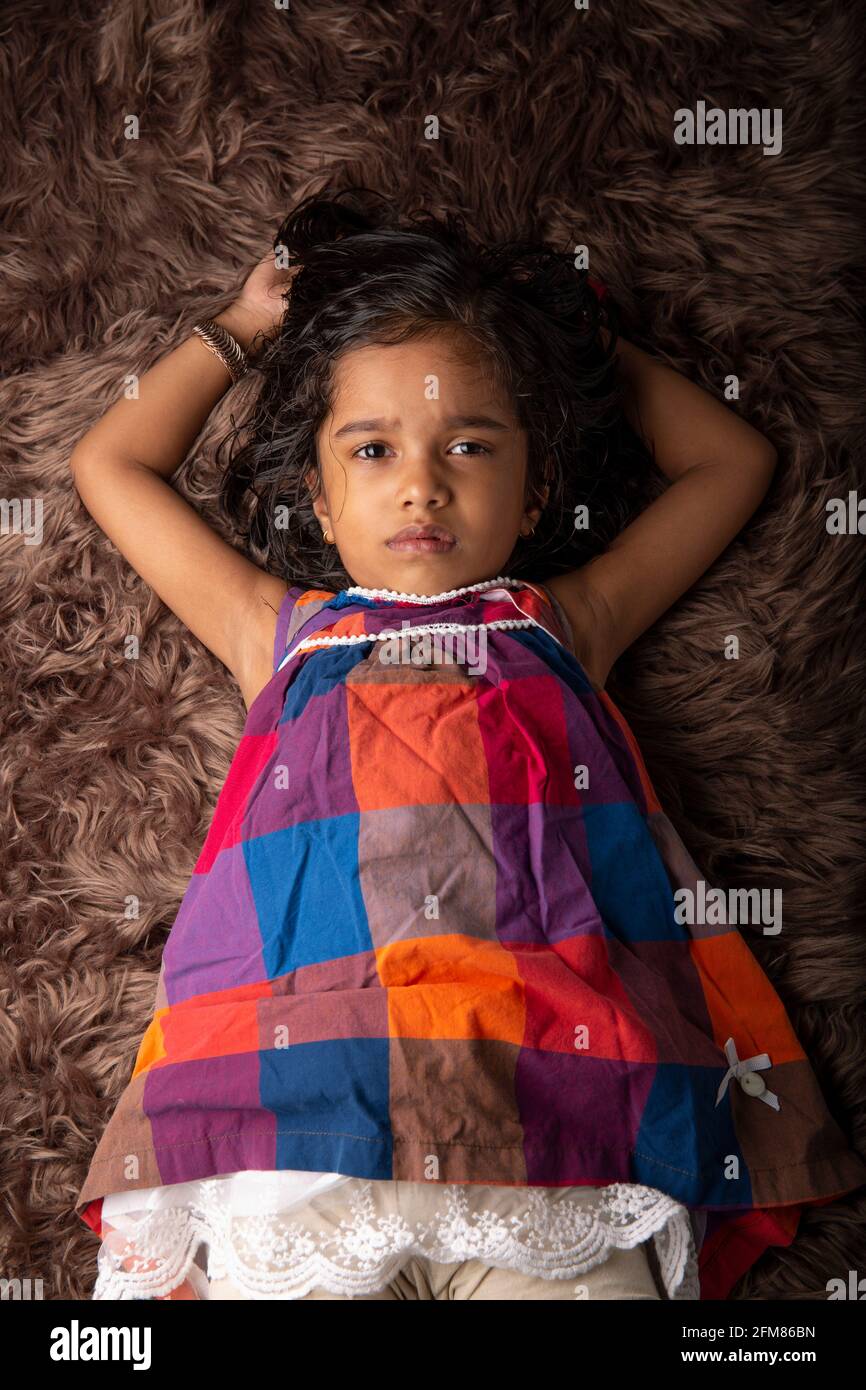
left=345, top=575, right=523, bottom=603
left=277, top=618, right=540, bottom=673
left=91, top=1179, right=700, bottom=1302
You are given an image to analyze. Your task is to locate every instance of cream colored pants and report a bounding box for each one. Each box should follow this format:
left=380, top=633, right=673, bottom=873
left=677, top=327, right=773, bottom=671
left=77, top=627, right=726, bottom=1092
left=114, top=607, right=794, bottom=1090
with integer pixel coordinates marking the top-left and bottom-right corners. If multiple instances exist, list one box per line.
left=207, top=1241, right=664, bottom=1300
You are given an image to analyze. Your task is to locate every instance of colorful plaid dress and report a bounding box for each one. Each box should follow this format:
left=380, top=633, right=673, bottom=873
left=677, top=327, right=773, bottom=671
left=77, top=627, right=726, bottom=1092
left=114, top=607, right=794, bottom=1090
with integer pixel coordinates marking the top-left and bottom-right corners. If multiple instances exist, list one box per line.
left=75, top=576, right=866, bottom=1299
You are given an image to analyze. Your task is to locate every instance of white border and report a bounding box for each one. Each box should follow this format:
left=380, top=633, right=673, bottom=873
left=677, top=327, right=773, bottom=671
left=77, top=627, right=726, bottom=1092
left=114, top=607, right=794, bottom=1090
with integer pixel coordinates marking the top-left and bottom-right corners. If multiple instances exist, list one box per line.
left=277, top=618, right=543, bottom=673
left=344, top=575, right=522, bottom=604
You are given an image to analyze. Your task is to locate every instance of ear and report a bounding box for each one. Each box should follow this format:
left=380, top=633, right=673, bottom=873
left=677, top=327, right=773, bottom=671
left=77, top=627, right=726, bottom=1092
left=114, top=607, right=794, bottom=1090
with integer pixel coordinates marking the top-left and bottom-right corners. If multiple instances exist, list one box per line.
left=305, top=466, right=331, bottom=531
left=521, top=479, right=549, bottom=535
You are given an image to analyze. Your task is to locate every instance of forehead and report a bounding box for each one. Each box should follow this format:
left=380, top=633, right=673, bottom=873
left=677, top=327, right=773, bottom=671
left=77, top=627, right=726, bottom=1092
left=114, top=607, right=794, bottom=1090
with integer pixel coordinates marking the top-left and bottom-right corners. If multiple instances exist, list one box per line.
left=327, top=329, right=509, bottom=410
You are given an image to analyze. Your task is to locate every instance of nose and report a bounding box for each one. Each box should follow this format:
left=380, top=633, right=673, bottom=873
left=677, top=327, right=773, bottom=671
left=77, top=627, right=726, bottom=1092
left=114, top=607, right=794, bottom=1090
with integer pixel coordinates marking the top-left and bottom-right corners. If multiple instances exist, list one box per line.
left=395, top=452, right=452, bottom=511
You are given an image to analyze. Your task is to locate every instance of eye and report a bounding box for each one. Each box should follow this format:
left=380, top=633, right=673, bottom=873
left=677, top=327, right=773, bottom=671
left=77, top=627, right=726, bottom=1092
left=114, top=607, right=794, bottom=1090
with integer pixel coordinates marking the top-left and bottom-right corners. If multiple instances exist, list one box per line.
left=350, top=439, right=491, bottom=461
left=352, top=442, right=392, bottom=461
left=450, top=440, right=490, bottom=456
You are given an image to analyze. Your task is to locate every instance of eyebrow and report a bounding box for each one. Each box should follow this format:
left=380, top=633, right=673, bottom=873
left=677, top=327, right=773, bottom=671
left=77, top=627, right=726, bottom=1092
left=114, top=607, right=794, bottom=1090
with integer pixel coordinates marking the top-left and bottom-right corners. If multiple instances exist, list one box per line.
left=331, top=414, right=511, bottom=439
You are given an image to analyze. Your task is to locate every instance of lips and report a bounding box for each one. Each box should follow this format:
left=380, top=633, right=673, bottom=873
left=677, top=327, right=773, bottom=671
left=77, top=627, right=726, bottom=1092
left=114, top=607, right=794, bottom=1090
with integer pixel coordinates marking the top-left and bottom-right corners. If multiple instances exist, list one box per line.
left=386, top=524, right=457, bottom=552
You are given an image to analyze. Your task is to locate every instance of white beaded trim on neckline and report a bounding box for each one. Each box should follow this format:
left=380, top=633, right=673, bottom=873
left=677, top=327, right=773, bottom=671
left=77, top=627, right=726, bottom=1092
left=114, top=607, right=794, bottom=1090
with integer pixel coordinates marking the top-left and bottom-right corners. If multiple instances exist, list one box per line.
left=277, top=618, right=539, bottom=673
left=344, top=575, right=524, bottom=604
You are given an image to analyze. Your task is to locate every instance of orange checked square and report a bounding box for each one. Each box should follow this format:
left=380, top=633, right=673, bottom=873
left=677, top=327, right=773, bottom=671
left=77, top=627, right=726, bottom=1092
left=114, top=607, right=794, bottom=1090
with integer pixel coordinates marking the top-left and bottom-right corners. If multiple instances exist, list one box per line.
left=380, top=933, right=526, bottom=1044
left=690, top=932, right=807, bottom=1065
left=346, top=677, right=489, bottom=809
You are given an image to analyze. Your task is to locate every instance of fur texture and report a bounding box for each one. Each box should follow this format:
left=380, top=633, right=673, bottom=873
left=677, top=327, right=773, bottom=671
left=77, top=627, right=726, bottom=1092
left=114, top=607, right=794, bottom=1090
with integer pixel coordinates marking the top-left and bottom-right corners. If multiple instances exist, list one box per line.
left=1, top=0, right=864, bottom=1300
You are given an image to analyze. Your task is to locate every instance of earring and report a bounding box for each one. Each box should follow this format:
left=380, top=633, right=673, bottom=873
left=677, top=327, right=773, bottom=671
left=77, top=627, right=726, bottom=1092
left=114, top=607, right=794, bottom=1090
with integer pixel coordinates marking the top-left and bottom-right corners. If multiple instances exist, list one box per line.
left=323, top=529, right=333, bottom=544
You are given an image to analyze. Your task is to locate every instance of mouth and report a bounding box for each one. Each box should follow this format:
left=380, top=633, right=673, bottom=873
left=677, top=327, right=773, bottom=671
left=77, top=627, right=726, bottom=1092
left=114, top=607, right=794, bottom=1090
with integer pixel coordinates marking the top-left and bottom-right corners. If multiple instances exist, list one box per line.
left=386, top=524, right=457, bottom=553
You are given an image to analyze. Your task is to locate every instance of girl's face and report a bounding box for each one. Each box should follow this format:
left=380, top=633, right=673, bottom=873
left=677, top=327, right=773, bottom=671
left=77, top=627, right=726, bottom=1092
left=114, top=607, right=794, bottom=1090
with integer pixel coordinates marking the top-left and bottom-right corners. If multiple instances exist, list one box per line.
left=308, top=329, right=546, bottom=594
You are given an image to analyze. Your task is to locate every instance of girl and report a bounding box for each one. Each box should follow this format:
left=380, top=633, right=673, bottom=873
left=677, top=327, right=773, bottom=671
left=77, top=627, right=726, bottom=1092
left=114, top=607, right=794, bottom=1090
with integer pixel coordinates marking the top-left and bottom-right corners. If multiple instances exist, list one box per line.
left=71, top=189, right=866, bottom=1301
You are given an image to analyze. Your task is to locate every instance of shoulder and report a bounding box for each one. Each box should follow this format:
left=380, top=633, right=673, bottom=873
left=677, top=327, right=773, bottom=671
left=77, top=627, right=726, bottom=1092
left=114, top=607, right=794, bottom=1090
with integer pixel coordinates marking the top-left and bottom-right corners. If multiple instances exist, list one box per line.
left=538, top=571, right=616, bottom=692
left=235, top=581, right=341, bottom=709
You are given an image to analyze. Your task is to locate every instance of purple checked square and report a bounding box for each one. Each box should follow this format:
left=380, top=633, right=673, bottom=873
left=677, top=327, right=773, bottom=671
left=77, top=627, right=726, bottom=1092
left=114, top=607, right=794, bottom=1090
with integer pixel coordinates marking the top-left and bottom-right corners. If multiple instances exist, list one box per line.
left=516, top=1049, right=653, bottom=1184
left=162, top=841, right=267, bottom=1003
left=491, top=800, right=602, bottom=946
left=145, top=1052, right=276, bottom=1186
left=243, top=680, right=359, bottom=842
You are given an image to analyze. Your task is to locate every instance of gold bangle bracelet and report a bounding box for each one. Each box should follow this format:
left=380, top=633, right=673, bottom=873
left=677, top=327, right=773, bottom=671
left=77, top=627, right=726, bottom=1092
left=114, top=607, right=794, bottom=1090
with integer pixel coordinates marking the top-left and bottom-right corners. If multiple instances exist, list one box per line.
left=191, top=319, right=250, bottom=385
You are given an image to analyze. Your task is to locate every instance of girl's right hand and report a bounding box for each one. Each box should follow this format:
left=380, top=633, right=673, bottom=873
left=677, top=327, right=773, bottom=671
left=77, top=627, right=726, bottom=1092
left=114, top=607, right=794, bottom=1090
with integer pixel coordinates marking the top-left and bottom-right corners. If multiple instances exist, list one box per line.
left=232, top=250, right=298, bottom=338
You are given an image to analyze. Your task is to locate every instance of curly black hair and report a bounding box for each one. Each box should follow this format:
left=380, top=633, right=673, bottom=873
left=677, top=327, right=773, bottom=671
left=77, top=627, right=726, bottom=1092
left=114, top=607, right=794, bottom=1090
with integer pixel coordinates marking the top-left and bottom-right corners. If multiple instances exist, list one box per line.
left=215, top=186, right=653, bottom=592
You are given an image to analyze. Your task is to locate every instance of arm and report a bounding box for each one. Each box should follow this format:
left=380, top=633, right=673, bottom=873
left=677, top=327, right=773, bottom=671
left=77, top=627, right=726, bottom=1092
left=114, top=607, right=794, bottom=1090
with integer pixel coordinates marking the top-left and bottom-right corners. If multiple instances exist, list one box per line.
left=69, top=256, right=294, bottom=710
left=546, top=332, right=777, bottom=688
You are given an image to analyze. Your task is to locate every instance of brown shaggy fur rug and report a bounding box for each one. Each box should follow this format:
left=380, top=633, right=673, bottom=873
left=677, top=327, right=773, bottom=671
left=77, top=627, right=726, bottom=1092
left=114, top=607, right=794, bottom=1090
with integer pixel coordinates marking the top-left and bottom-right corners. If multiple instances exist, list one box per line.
left=2, top=0, right=864, bottom=1302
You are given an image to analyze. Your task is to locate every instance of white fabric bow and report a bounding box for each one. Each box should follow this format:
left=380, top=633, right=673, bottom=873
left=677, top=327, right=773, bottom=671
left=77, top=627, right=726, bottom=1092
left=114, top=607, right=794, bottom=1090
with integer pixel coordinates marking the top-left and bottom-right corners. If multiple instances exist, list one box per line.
left=714, top=1036, right=780, bottom=1111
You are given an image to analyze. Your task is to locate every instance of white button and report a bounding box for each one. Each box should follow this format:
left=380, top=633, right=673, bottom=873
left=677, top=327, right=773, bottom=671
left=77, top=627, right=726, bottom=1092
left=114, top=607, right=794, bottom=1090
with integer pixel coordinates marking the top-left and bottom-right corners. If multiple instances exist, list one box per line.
left=739, top=1071, right=767, bottom=1097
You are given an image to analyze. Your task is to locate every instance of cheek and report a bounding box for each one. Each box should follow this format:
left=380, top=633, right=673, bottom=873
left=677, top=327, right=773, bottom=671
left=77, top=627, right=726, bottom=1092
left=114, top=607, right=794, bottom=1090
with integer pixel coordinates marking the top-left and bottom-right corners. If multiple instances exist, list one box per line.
left=490, top=466, right=527, bottom=514
left=322, top=462, right=353, bottom=514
